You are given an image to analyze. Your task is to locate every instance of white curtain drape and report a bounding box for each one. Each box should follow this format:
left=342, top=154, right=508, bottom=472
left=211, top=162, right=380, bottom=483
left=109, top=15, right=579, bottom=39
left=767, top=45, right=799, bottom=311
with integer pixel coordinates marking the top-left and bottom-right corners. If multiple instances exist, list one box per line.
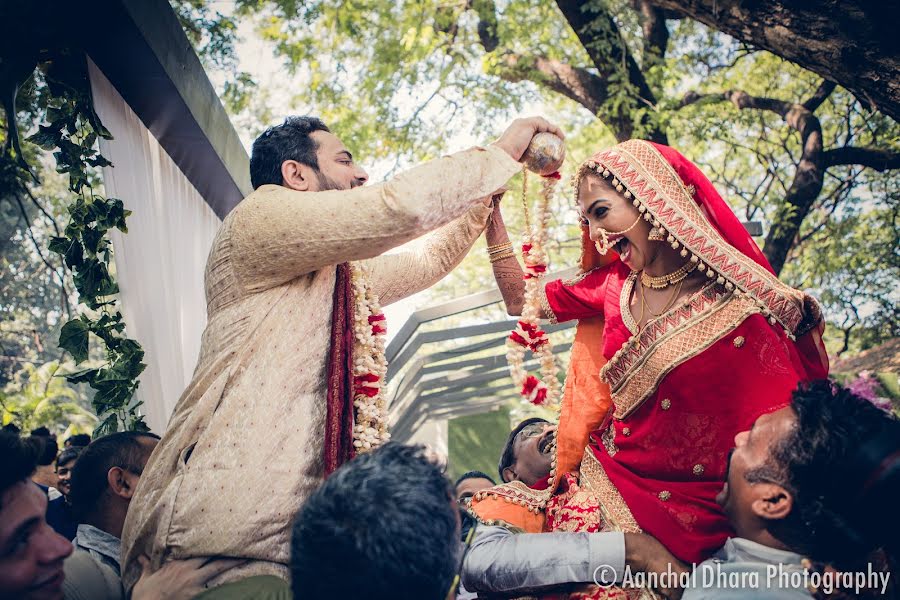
left=87, top=59, right=222, bottom=433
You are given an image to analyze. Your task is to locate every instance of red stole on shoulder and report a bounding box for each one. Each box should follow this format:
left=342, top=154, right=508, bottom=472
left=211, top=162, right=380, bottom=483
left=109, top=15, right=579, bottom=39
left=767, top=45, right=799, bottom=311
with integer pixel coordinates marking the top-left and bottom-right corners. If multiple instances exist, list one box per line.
left=324, top=262, right=356, bottom=476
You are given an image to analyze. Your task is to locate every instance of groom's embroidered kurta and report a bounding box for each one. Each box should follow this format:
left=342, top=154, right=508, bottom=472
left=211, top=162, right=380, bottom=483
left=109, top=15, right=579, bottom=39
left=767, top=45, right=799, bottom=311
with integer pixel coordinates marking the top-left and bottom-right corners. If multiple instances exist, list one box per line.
left=120, top=146, right=520, bottom=590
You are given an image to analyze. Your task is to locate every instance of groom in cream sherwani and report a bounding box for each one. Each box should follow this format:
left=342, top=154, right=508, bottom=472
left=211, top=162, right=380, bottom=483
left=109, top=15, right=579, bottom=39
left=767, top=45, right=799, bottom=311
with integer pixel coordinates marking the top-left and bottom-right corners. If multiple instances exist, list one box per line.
left=120, top=115, right=562, bottom=594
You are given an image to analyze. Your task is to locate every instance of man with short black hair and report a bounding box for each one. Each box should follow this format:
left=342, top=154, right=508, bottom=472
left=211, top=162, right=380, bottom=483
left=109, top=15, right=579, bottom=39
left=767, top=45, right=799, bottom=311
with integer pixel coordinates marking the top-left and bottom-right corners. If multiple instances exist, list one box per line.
left=497, top=417, right=555, bottom=485
left=683, top=380, right=900, bottom=598
left=0, top=431, right=73, bottom=599
left=292, top=443, right=459, bottom=600
left=455, top=470, right=496, bottom=503
left=28, top=435, right=61, bottom=493
left=46, top=446, right=82, bottom=539
left=64, top=434, right=91, bottom=449
left=62, top=432, right=160, bottom=599
left=249, top=116, right=336, bottom=190
left=122, top=115, right=563, bottom=592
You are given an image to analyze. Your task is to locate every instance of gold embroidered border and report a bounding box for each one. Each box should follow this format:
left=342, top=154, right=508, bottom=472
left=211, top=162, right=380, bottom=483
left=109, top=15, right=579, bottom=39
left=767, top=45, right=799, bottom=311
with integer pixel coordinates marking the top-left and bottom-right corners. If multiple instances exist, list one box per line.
left=600, top=421, right=618, bottom=457
left=563, top=267, right=600, bottom=287
left=540, top=285, right=558, bottom=325
left=579, top=449, right=641, bottom=533
left=596, top=140, right=805, bottom=334
left=472, top=480, right=554, bottom=512
left=610, top=294, right=760, bottom=419
left=602, top=284, right=724, bottom=389
left=620, top=272, right=639, bottom=336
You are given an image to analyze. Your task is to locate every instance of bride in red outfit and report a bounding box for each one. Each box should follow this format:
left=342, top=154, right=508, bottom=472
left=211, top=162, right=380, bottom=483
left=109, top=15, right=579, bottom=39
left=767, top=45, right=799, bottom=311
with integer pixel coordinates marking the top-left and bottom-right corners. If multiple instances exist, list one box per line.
left=473, top=140, right=830, bottom=588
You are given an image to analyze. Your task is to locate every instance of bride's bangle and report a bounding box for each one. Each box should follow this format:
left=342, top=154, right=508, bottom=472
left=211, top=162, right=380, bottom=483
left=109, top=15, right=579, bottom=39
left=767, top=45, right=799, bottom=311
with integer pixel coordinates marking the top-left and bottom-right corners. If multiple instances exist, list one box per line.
left=489, top=251, right=516, bottom=263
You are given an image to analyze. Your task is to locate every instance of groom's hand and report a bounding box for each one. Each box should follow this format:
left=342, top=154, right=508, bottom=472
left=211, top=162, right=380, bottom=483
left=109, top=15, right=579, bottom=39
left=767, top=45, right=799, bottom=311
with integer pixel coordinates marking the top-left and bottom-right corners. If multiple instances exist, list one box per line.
left=492, top=117, right=565, bottom=162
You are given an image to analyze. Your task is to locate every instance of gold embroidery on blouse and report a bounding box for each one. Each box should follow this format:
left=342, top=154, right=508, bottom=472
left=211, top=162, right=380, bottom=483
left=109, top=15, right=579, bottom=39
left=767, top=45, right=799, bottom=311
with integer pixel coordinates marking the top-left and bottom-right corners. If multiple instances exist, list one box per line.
left=602, top=290, right=761, bottom=420
left=563, top=267, right=601, bottom=287
left=620, top=271, right=639, bottom=335
left=595, top=140, right=805, bottom=334
left=579, top=449, right=642, bottom=533
left=600, top=421, right=618, bottom=457
left=470, top=480, right=553, bottom=515
left=540, top=285, right=558, bottom=325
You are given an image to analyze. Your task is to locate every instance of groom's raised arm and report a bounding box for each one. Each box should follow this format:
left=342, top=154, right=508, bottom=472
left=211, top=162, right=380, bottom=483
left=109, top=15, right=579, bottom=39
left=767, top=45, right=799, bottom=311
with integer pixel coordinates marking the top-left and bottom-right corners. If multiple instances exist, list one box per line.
left=361, top=198, right=495, bottom=307
left=228, top=146, right=518, bottom=293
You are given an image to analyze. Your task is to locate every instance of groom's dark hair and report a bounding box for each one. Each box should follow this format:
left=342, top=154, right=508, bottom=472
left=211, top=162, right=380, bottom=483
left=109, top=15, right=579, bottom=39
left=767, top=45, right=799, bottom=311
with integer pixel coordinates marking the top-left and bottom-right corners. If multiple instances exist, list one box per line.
left=250, top=116, right=330, bottom=189
left=290, top=443, right=459, bottom=599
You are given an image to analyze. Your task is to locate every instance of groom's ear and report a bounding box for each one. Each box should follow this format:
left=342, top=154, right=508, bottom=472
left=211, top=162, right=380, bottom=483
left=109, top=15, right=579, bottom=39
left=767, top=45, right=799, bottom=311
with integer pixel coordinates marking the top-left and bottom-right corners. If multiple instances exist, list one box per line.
left=281, top=159, right=316, bottom=192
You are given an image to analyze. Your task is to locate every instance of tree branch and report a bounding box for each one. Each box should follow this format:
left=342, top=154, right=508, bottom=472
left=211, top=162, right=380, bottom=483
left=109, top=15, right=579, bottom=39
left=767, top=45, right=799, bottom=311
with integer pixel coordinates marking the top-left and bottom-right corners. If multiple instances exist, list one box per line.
left=802, top=80, right=837, bottom=112
left=681, top=87, right=825, bottom=273
left=494, top=54, right=608, bottom=115
left=634, top=0, right=670, bottom=66
left=555, top=0, right=667, bottom=143
left=640, top=0, right=900, bottom=123
left=11, top=192, right=72, bottom=319
left=822, top=147, right=900, bottom=172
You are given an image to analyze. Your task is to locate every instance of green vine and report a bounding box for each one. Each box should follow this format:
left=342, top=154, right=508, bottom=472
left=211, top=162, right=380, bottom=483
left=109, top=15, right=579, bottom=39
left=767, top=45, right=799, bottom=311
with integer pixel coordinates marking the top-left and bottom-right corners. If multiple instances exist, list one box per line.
left=3, top=52, right=147, bottom=435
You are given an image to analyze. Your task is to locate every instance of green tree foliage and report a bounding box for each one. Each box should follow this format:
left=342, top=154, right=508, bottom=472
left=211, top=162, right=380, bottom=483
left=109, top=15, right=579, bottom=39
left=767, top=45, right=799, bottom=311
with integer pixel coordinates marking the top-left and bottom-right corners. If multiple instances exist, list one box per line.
left=201, top=0, right=897, bottom=353
left=0, top=361, right=96, bottom=435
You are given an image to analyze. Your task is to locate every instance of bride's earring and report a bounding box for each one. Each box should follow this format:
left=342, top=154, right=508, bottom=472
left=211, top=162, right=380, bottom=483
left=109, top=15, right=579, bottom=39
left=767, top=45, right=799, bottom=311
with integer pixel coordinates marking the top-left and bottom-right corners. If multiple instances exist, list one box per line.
left=648, top=227, right=665, bottom=242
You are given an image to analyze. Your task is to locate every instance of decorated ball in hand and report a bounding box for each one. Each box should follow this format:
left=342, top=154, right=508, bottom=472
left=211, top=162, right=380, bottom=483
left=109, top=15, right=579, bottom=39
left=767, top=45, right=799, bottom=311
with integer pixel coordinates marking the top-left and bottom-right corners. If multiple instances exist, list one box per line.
left=523, top=132, right=566, bottom=176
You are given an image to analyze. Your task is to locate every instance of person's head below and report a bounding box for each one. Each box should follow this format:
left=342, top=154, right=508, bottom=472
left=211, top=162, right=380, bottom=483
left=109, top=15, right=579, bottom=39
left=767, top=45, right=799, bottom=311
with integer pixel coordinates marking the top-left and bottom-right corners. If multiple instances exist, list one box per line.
left=455, top=470, right=496, bottom=503
left=26, top=436, right=59, bottom=490
left=291, top=442, right=460, bottom=600
left=28, top=435, right=58, bottom=466
left=64, top=434, right=91, bottom=449
left=54, top=446, right=82, bottom=499
left=719, top=379, right=900, bottom=567
left=249, top=116, right=368, bottom=193
left=67, top=432, right=160, bottom=539
left=498, top=418, right=557, bottom=486
left=0, top=431, right=73, bottom=600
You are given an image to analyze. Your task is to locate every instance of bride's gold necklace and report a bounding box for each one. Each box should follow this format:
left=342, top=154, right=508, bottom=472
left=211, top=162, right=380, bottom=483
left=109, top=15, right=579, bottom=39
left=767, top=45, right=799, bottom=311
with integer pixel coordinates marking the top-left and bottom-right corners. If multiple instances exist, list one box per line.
left=640, top=261, right=698, bottom=290
left=639, top=278, right=683, bottom=319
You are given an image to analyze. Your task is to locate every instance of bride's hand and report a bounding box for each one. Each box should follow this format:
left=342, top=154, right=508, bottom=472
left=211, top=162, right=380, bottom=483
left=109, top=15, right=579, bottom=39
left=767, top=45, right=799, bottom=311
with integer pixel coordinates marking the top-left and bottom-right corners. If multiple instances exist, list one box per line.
left=482, top=185, right=508, bottom=207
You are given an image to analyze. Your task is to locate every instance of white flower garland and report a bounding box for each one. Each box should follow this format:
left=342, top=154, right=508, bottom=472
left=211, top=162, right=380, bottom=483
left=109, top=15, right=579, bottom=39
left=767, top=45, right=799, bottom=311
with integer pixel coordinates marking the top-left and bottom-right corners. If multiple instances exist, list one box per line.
left=505, top=174, right=562, bottom=406
left=349, top=264, right=391, bottom=452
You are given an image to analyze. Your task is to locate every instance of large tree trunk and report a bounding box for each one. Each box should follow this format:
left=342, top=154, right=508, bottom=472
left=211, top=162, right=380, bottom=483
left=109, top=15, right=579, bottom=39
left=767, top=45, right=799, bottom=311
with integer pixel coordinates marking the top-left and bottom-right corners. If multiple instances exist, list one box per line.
left=641, top=0, right=900, bottom=123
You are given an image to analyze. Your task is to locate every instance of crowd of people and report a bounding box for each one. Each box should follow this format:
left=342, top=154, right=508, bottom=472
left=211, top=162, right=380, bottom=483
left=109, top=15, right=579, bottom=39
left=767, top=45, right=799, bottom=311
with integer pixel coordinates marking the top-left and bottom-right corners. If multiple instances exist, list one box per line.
left=2, top=115, right=898, bottom=600
left=2, top=380, right=897, bottom=600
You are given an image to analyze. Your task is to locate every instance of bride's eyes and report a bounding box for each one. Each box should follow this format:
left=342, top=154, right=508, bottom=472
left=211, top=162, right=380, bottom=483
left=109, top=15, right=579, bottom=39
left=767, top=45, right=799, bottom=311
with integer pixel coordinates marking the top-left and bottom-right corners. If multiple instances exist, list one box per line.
left=593, top=207, right=608, bottom=219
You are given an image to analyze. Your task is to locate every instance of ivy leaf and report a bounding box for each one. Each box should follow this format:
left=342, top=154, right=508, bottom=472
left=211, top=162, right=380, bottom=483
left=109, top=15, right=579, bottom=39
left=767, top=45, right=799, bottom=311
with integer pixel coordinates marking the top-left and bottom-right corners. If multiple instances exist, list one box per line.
left=87, top=155, right=112, bottom=168
left=64, top=239, right=84, bottom=269
left=94, top=413, right=119, bottom=437
left=81, top=226, right=103, bottom=254
left=48, top=236, right=70, bottom=256
left=93, top=382, right=131, bottom=413
left=127, top=415, right=150, bottom=433
left=59, top=319, right=90, bottom=363
left=64, top=367, right=101, bottom=384
left=27, top=126, right=61, bottom=150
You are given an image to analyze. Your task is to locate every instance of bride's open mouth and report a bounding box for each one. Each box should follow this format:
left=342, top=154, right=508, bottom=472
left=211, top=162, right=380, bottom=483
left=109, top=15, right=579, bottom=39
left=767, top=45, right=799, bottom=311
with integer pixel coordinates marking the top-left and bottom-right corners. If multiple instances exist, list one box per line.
left=613, top=237, right=631, bottom=261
